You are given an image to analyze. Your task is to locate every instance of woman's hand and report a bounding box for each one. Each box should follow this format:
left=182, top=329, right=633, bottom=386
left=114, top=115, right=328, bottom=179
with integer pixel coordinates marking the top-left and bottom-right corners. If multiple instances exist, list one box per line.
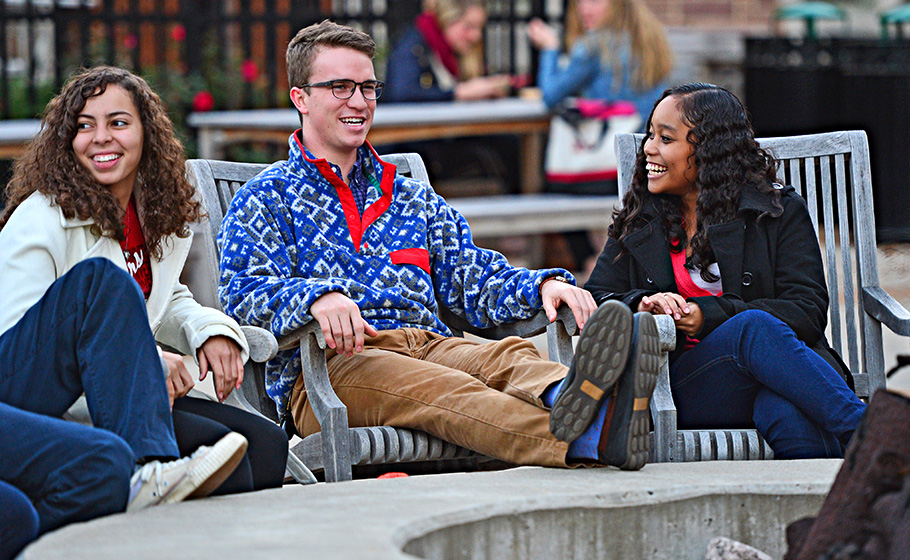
left=527, top=18, right=559, bottom=50
left=198, top=335, right=244, bottom=402
left=163, top=351, right=194, bottom=407
left=674, top=302, right=704, bottom=337
left=639, top=293, right=705, bottom=337
left=638, top=292, right=690, bottom=319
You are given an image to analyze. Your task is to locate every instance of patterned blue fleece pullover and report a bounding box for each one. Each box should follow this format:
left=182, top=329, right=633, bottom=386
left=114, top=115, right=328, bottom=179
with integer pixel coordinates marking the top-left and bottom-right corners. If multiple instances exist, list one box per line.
left=218, top=132, right=572, bottom=416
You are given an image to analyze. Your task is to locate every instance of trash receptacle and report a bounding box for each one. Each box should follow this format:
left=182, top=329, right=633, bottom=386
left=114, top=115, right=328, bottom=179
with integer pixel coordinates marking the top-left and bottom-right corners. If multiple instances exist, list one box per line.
left=839, top=40, right=910, bottom=242
left=745, top=38, right=842, bottom=136
left=746, top=37, right=910, bottom=242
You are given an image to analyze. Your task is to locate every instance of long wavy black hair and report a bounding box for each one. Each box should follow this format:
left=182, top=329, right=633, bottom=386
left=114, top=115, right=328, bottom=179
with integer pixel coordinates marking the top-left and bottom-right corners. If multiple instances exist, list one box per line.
left=609, top=82, right=780, bottom=281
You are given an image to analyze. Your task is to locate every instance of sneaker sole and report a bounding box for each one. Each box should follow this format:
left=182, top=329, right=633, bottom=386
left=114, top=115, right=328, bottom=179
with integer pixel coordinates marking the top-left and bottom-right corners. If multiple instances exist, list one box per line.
left=600, top=313, right=660, bottom=470
left=549, top=301, right=632, bottom=442
left=165, top=432, right=248, bottom=503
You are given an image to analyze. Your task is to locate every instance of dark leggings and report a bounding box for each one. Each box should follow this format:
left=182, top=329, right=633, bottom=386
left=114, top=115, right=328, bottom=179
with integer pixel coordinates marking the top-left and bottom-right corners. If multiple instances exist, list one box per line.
left=172, top=396, right=287, bottom=495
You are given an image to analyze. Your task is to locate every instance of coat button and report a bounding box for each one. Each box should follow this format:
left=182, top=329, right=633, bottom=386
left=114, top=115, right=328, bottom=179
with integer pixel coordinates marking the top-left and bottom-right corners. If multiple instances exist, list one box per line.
left=742, top=272, right=753, bottom=286
left=647, top=277, right=654, bottom=284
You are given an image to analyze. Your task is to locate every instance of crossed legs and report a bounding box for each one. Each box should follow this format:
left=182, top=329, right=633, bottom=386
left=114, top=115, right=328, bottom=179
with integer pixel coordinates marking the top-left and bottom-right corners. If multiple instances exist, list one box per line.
left=670, top=309, right=866, bottom=458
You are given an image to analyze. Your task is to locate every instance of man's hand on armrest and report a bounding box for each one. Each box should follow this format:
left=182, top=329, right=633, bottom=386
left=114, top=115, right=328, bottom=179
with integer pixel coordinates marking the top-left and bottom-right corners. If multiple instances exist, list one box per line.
left=309, top=291, right=378, bottom=357
left=540, top=278, right=597, bottom=331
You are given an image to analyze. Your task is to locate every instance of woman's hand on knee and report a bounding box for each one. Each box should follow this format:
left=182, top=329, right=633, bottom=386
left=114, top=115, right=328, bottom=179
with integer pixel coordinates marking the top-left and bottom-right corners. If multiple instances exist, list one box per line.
left=163, top=351, right=195, bottom=407
left=198, top=336, right=244, bottom=402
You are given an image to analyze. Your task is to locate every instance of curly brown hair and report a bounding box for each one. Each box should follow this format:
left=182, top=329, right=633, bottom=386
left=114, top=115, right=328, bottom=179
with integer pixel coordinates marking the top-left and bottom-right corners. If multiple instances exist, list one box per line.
left=0, top=66, right=202, bottom=258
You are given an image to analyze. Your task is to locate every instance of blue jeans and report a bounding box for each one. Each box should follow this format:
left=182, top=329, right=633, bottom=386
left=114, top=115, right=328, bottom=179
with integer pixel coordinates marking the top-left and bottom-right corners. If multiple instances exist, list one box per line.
left=0, top=476, right=38, bottom=560
left=670, top=310, right=866, bottom=459
left=0, top=403, right=132, bottom=539
left=0, top=259, right=179, bottom=547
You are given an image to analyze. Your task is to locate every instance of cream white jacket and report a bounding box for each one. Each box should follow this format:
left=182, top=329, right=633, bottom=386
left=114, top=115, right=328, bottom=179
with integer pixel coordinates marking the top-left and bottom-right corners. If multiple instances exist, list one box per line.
left=0, top=191, right=248, bottom=362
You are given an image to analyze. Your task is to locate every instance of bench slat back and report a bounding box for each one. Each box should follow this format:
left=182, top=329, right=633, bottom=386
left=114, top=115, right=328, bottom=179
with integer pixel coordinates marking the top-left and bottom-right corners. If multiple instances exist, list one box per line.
left=184, top=153, right=430, bottom=313
left=615, top=130, right=884, bottom=397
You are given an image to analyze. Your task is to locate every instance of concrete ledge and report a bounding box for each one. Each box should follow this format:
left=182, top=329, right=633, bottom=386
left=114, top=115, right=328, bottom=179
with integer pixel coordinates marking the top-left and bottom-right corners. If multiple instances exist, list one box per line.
left=22, top=460, right=840, bottom=560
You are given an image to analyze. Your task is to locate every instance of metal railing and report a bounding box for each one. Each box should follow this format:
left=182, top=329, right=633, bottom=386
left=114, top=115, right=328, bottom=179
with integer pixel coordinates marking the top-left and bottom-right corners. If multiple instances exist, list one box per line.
left=0, top=0, right=569, bottom=120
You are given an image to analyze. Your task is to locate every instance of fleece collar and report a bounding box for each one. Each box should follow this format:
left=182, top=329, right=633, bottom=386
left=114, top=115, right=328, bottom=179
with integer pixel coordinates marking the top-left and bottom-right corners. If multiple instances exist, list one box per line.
left=292, top=131, right=397, bottom=251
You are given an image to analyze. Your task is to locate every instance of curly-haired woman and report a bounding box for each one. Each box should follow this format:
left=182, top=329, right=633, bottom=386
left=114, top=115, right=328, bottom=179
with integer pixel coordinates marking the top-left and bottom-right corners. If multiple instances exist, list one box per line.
left=0, top=66, right=287, bottom=521
left=585, top=83, right=866, bottom=459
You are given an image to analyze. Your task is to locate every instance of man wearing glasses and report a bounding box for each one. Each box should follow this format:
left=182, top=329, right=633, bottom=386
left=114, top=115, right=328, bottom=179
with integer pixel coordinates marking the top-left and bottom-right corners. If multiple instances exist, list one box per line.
left=218, top=20, right=659, bottom=470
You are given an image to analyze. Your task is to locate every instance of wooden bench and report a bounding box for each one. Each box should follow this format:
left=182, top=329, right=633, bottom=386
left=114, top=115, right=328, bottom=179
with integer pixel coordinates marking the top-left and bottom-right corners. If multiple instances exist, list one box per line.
left=183, top=153, right=580, bottom=482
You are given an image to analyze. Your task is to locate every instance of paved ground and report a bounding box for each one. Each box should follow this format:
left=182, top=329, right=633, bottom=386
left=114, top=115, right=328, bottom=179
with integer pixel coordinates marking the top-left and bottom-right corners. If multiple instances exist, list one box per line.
left=22, top=460, right=840, bottom=560
left=875, top=243, right=910, bottom=390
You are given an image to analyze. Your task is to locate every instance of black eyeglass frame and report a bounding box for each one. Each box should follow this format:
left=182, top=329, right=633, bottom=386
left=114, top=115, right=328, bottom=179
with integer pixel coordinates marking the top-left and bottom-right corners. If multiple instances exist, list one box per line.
left=300, top=79, right=384, bottom=100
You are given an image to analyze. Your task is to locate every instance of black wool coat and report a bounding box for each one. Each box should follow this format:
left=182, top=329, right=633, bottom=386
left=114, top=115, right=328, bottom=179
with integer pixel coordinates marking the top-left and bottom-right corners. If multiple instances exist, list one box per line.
left=584, top=183, right=852, bottom=386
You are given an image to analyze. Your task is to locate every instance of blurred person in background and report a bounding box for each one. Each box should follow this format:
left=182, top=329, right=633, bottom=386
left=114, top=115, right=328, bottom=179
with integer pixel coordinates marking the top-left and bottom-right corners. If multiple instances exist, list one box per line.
left=382, top=0, right=521, bottom=196
left=529, top=0, right=673, bottom=277
left=384, top=0, right=512, bottom=102
left=528, top=0, right=672, bottom=121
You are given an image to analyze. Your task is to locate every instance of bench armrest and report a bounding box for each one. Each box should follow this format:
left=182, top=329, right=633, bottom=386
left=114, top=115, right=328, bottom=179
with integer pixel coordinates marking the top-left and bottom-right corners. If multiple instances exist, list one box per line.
left=240, top=320, right=351, bottom=480
left=863, top=286, right=910, bottom=336
left=286, top=321, right=351, bottom=481
left=239, top=325, right=279, bottom=363
left=276, top=321, right=326, bottom=352
left=437, top=304, right=579, bottom=340
left=649, top=314, right=678, bottom=463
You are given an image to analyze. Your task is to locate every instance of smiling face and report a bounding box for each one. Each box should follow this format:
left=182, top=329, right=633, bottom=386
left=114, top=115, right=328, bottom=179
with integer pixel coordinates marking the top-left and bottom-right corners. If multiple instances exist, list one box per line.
left=643, top=95, right=698, bottom=199
left=444, top=5, right=487, bottom=55
left=71, top=85, right=144, bottom=204
left=576, top=0, right=612, bottom=31
left=291, top=46, right=375, bottom=171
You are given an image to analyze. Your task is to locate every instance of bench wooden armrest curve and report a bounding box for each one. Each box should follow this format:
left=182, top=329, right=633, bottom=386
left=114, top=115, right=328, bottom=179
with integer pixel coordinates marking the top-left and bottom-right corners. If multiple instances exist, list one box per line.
left=438, top=304, right=579, bottom=340
left=239, top=325, right=279, bottom=362
left=275, top=321, right=326, bottom=351
left=863, top=286, right=910, bottom=336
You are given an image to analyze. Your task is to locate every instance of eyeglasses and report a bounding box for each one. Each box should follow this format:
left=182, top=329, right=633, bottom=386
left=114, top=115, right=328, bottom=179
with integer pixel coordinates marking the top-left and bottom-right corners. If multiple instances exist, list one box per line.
left=301, top=79, right=384, bottom=100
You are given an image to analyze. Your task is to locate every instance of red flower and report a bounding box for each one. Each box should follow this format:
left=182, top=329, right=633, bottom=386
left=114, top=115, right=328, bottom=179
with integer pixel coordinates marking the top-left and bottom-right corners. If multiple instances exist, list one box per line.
left=124, top=34, right=138, bottom=50
left=171, top=24, right=186, bottom=42
left=192, top=90, right=215, bottom=112
left=241, top=59, right=259, bottom=83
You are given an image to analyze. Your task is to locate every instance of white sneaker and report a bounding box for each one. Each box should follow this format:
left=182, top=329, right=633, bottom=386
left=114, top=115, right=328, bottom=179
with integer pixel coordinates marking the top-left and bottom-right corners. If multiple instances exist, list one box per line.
left=127, top=432, right=248, bottom=511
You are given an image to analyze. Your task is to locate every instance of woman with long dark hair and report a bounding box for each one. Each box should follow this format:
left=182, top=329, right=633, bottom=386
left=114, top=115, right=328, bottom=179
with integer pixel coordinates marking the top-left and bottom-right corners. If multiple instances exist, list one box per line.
left=585, top=83, right=866, bottom=458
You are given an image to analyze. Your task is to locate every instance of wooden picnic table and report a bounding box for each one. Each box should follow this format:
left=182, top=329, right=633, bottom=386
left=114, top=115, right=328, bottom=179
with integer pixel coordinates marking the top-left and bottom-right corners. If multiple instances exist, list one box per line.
left=0, top=119, right=41, bottom=160
left=187, top=98, right=551, bottom=193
